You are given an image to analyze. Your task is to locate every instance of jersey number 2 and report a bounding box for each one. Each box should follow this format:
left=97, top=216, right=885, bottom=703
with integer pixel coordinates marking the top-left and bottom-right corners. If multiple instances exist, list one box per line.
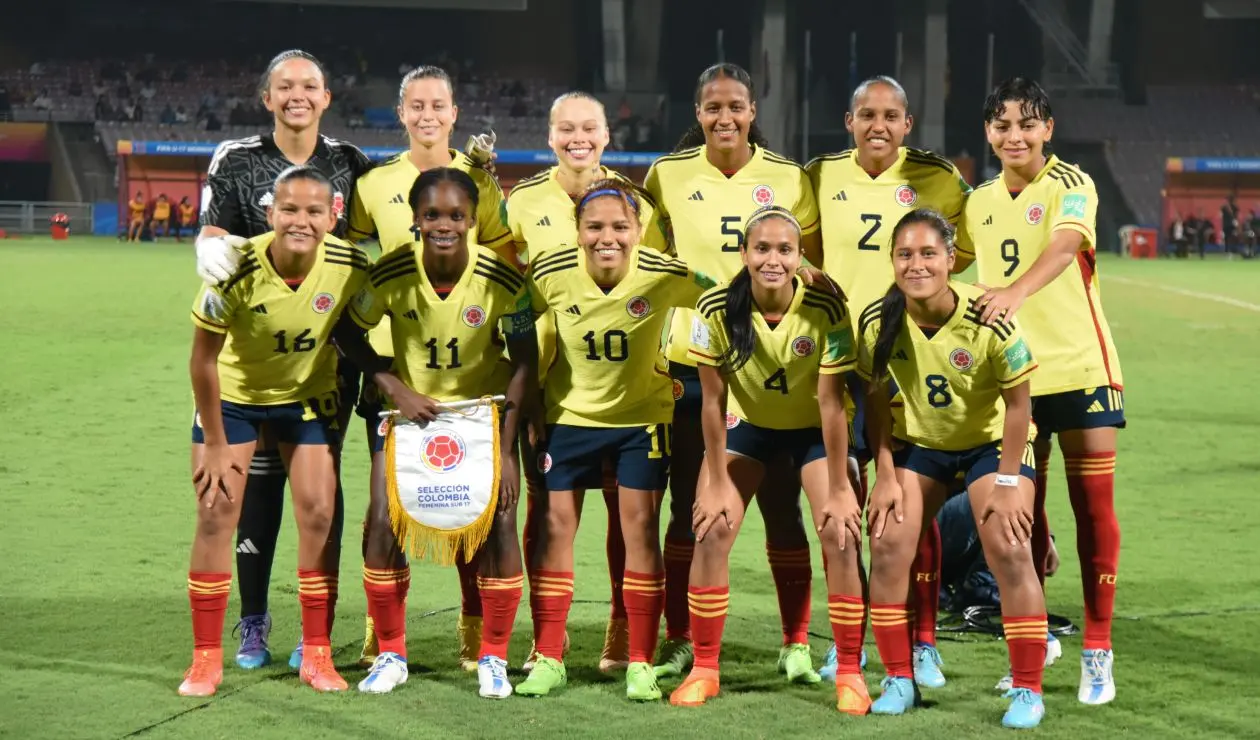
left=858, top=213, right=882, bottom=251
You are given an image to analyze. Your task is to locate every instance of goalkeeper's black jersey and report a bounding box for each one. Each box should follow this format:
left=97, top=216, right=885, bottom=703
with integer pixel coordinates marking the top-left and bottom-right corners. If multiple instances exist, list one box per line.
left=199, top=133, right=374, bottom=238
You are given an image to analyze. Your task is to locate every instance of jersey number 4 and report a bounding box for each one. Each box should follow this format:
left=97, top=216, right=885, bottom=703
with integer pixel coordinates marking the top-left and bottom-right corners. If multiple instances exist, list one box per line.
left=763, top=367, right=788, bottom=394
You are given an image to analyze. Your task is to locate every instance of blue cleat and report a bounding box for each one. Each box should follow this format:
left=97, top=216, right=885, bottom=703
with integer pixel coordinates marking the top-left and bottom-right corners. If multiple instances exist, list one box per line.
left=913, top=643, right=946, bottom=688
left=819, top=643, right=868, bottom=682
left=233, top=614, right=272, bottom=670
left=870, top=676, right=919, bottom=715
left=288, top=638, right=304, bottom=670
left=1002, top=688, right=1046, bottom=729
left=1078, top=649, right=1115, bottom=705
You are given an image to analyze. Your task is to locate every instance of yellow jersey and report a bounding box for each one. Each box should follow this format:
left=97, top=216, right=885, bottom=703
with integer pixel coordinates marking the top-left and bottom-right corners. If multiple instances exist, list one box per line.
left=347, top=149, right=511, bottom=253
left=855, top=282, right=1038, bottom=451
left=191, top=233, right=370, bottom=405
left=805, top=146, right=971, bottom=317
left=528, top=246, right=713, bottom=427
left=179, top=203, right=196, bottom=223
left=349, top=244, right=529, bottom=401
left=153, top=201, right=171, bottom=220
left=129, top=199, right=146, bottom=220
left=688, top=278, right=856, bottom=429
left=644, top=144, right=820, bottom=364
left=958, top=155, right=1122, bottom=395
left=508, top=165, right=666, bottom=263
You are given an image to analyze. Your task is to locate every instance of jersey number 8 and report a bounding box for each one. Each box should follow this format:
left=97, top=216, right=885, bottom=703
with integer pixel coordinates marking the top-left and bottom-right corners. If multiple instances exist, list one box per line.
left=925, top=374, right=953, bottom=408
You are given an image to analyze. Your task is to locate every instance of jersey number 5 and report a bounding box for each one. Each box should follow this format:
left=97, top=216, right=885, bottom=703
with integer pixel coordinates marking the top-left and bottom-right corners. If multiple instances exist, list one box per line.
left=858, top=213, right=882, bottom=251
left=720, top=216, right=744, bottom=252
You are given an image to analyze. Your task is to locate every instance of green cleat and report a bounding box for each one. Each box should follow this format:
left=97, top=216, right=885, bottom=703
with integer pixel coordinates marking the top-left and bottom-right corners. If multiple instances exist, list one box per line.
left=778, top=643, right=822, bottom=684
left=515, top=656, right=567, bottom=697
left=653, top=638, right=694, bottom=679
left=626, top=662, right=663, bottom=702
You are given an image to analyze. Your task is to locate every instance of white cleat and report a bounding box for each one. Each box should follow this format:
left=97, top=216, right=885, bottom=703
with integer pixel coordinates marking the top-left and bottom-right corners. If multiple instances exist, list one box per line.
left=995, top=672, right=1014, bottom=691
left=358, top=652, right=409, bottom=694
left=1078, top=649, right=1116, bottom=705
left=478, top=655, right=513, bottom=699
left=1045, top=632, right=1063, bottom=667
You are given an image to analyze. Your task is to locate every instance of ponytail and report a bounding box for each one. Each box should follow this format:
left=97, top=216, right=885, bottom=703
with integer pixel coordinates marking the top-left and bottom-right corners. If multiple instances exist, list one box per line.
left=717, top=269, right=756, bottom=373
left=869, top=284, right=907, bottom=384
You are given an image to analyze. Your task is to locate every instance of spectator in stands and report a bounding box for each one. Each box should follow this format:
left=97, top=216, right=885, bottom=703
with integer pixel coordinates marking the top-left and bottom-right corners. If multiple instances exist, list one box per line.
left=510, top=96, right=527, bottom=118
left=32, top=88, right=52, bottom=110
left=1195, top=208, right=1214, bottom=259
left=0, top=83, right=10, bottom=116
left=92, top=80, right=108, bottom=98
left=122, top=98, right=137, bottom=120
left=175, top=105, right=189, bottom=124
left=205, top=111, right=222, bottom=131
left=229, top=102, right=249, bottom=127
left=69, top=79, right=83, bottom=98
left=140, top=82, right=156, bottom=102
left=94, top=95, right=112, bottom=121
left=1221, top=195, right=1241, bottom=256
left=1168, top=211, right=1188, bottom=258
left=476, top=102, right=495, bottom=131
left=160, top=104, right=176, bottom=125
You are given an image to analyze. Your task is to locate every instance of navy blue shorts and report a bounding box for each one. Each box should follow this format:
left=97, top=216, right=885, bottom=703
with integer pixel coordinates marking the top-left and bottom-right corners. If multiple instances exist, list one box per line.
left=847, top=375, right=870, bottom=464
left=670, top=362, right=702, bottom=417
left=726, top=417, right=826, bottom=469
left=1032, top=386, right=1126, bottom=440
left=893, top=439, right=1035, bottom=489
left=337, top=358, right=361, bottom=419
left=540, top=423, right=671, bottom=492
left=193, top=396, right=341, bottom=446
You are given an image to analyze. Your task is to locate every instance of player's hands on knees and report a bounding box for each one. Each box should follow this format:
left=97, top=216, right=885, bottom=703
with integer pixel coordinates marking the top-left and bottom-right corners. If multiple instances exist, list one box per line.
left=979, top=480, right=1033, bottom=548
left=193, top=443, right=242, bottom=508
left=819, top=483, right=864, bottom=551
left=866, top=475, right=904, bottom=540
left=195, top=234, right=249, bottom=284
left=795, top=266, right=841, bottom=297
left=693, top=477, right=741, bottom=542
left=498, top=449, right=520, bottom=513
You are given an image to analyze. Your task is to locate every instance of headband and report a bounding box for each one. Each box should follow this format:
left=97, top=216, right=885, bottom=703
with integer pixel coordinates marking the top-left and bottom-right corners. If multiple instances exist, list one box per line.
left=579, top=187, right=638, bottom=212
left=744, top=205, right=801, bottom=236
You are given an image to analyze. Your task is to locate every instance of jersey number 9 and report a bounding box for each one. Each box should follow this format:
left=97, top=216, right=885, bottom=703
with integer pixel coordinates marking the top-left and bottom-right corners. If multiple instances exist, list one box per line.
left=1001, top=238, right=1020, bottom=277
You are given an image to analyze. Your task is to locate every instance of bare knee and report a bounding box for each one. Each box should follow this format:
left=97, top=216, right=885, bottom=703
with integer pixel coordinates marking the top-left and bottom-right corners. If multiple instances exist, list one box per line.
left=869, top=533, right=914, bottom=580
left=294, top=492, right=335, bottom=536
left=196, top=505, right=238, bottom=540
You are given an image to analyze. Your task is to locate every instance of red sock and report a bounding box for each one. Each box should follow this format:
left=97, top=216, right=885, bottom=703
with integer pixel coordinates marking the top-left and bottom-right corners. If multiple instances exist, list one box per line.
left=1065, top=451, right=1120, bottom=650
left=828, top=594, right=865, bottom=675
left=766, top=545, right=811, bottom=645
left=1003, top=615, right=1048, bottom=693
left=530, top=569, right=573, bottom=660
left=663, top=537, right=694, bottom=640
left=188, top=571, right=231, bottom=651
left=623, top=570, right=665, bottom=663
left=455, top=550, right=484, bottom=618
left=1032, top=454, right=1051, bottom=587
left=603, top=466, right=627, bottom=621
left=298, top=569, right=338, bottom=648
left=870, top=602, right=913, bottom=679
left=911, top=521, right=941, bottom=645
left=688, top=586, right=729, bottom=670
left=478, top=574, right=524, bottom=660
left=522, top=479, right=543, bottom=584
left=364, top=566, right=410, bottom=658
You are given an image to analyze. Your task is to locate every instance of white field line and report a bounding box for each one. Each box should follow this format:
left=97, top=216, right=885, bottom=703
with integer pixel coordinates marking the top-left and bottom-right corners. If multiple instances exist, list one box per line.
left=1107, top=275, right=1260, bottom=313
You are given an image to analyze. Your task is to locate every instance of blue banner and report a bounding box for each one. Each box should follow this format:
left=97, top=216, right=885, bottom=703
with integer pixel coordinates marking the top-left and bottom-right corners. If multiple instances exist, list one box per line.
left=1168, top=157, right=1260, bottom=173
left=118, top=140, right=664, bottom=166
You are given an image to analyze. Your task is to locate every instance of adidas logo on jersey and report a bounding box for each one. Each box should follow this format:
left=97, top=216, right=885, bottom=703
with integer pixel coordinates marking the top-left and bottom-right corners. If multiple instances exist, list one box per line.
left=983, top=215, right=993, bottom=226
left=1086, top=400, right=1106, bottom=413
left=833, top=191, right=848, bottom=201
left=251, top=304, right=268, bottom=314
left=565, top=304, right=581, bottom=315
left=403, top=309, right=419, bottom=321
left=688, top=191, right=704, bottom=201
left=390, top=193, right=405, bottom=204
left=893, top=349, right=909, bottom=361
left=537, top=216, right=551, bottom=226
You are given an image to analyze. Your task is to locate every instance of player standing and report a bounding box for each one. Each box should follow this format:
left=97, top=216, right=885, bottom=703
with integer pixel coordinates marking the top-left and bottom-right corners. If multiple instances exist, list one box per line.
left=861, top=209, right=1047, bottom=729
left=345, top=65, right=516, bottom=672
left=192, top=49, right=374, bottom=671
left=514, top=180, right=714, bottom=701
left=958, top=78, right=1123, bottom=705
left=508, top=91, right=666, bottom=673
left=644, top=63, right=825, bottom=683
left=334, top=167, right=537, bottom=698
left=673, top=207, right=867, bottom=714
left=180, top=166, right=369, bottom=697
left=127, top=191, right=147, bottom=242
left=806, top=75, right=973, bottom=688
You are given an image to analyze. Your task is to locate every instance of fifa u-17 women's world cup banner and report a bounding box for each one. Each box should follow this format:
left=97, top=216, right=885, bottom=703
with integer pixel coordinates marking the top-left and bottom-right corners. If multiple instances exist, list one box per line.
left=383, top=397, right=502, bottom=566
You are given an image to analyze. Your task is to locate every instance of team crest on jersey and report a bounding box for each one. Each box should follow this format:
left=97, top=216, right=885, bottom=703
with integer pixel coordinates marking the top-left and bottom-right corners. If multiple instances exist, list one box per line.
left=894, top=185, right=918, bottom=207
left=312, top=292, right=336, bottom=314
left=792, top=336, right=816, bottom=357
left=626, top=296, right=651, bottom=319
left=332, top=191, right=346, bottom=220
left=725, top=412, right=740, bottom=430
left=377, top=418, right=391, bottom=438
left=538, top=452, right=553, bottom=474
left=421, top=429, right=467, bottom=473
left=752, top=184, right=775, bottom=207
left=672, top=378, right=685, bottom=401
left=257, top=191, right=275, bottom=208
left=949, top=347, right=975, bottom=371
left=1025, top=203, right=1046, bottom=225
left=462, top=305, right=487, bottom=328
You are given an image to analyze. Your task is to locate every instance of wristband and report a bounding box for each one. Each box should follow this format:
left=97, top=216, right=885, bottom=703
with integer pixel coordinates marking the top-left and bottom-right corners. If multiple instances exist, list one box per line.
left=995, top=474, right=1021, bottom=488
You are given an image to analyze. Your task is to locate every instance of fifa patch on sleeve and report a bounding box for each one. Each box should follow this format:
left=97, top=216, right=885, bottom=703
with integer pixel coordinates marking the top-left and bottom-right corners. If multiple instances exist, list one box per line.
left=1061, top=193, right=1088, bottom=219
left=353, top=288, right=374, bottom=316
left=1004, top=337, right=1032, bottom=371
left=824, top=330, right=852, bottom=361
left=200, top=289, right=229, bottom=322
left=498, top=200, right=509, bottom=228
left=693, top=270, right=717, bottom=289
left=501, top=310, right=535, bottom=337
left=691, top=316, right=710, bottom=350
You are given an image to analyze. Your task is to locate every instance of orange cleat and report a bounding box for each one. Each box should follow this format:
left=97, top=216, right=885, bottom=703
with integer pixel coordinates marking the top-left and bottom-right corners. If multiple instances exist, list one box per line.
left=835, top=673, right=872, bottom=716
left=178, top=648, right=224, bottom=697
left=669, top=673, right=721, bottom=707
left=300, top=645, right=348, bottom=692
